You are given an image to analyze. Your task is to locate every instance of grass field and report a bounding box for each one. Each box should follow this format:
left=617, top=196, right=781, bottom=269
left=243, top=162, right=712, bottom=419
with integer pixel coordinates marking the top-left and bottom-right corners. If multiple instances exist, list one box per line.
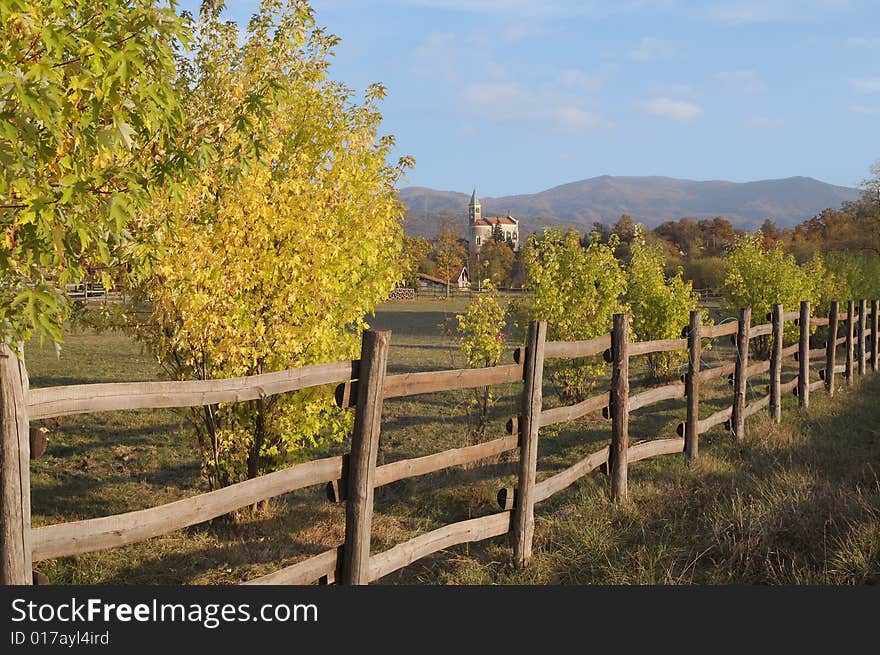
left=23, top=299, right=880, bottom=585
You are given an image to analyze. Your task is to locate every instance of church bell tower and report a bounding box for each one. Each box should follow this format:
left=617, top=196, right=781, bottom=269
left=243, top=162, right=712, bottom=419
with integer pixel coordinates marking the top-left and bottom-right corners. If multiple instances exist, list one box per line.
left=468, top=189, right=481, bottom=224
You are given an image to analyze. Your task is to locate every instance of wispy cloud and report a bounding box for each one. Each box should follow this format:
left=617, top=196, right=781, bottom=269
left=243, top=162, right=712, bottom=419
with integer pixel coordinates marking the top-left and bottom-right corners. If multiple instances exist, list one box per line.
left=644, top=97, right=702, bottom=121
left=745, top=116, right=781, bottom=128
left=707, top=0, right=853, bottom=24
left=628, top=36, right=676, bottom=61
left=557, top=69, right=602, bottom=93
left=846, top=36, right=880, bottom=48
left=717, top=70, right=765, bottom=93
left=850, top=104, right=878, bottom=115
left=851, top=78, right=880, bottom=94
left=412, top=32, right=459, bottom=81
left=461, top=82, right=611, bottom=132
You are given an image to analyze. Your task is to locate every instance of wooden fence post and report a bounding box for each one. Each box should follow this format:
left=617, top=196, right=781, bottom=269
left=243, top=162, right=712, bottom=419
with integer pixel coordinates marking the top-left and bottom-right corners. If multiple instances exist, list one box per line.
left=684, top=310, right=701, bottom=464
left=769, top=303, right=783, bottom=423
left=609, top=312, right=630, bottom=502
left=872, top=299, right=879, bottom=373
left=826, top=301, right=839, bottom=396
left=858, top=299, right=867, bottom=376
left=512, top=320, right=546, bottom=569
left=731, top=307, right=751, bottom=440
left=845, top=300, right=855, bottom=387
left=1, top=343, right=32, bottom=585
left=797, top=300, right=810, bottom=409
left=341, top=329, right=390, bottom=585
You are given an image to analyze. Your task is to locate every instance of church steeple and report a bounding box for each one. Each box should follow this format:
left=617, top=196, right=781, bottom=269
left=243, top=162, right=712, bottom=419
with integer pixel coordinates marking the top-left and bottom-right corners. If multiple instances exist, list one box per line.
left=468, top=188, right=481, bottom=224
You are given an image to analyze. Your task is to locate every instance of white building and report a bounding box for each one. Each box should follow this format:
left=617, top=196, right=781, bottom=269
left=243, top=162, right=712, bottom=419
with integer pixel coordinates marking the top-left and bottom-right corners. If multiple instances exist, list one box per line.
left=467, top=189, right=519, bottom=253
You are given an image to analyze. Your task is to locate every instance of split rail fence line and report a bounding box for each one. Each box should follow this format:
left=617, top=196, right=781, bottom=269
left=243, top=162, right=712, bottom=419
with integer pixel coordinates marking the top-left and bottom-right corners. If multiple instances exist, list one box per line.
left=1, top=298, right=879, bottom=585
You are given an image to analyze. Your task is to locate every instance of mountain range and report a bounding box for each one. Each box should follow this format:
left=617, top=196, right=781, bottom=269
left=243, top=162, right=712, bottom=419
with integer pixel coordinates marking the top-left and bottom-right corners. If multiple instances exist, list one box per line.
left=399, top=175, right=861, bottom=238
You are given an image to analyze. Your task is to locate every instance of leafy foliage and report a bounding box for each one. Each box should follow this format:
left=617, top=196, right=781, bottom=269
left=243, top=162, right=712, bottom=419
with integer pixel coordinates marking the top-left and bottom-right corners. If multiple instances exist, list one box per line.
left=434, top=218, right=466, bottom=296
left=0, top=0, right=191, bottom=344
left=519, top=228, right=627, bottom=403
left=626, top=227, right=701, bottom=382
left=136, top=0, right=411, bottom=488
left=456, top=283, right=507, bottom=442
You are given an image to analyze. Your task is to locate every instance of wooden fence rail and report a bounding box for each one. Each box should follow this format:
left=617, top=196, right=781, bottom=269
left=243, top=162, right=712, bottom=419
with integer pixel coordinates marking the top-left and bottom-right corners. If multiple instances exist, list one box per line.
left=2, top=297, right=879, bottom=585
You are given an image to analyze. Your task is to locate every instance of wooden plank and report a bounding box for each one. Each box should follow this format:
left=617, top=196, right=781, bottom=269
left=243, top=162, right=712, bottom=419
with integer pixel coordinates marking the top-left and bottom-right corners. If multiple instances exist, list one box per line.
left=369, top=512, right=512, bottom=582
left=28, top=360, right=358, bottom=420
left=539, top=392, right=609, bottom=427
left=697, top=406, right=732, bottom=434
left=31, top=455, right=344, bottom=561
left=512, top=320, right=546, bottom=569
left=242, top=547, right=340, bottom=586
left=743, top=360, right=771, bottom=378
left=809, top=380, right=824, bottom=392
left=780, top=343, right=799, bottom=358
left=769, top=304, right=783, bottom=423
left=780, top=377, right=799, bottom=395
left=872, top=299, right=879, bottom=373
left=1, top=344, right=32, bottom=585
left=342, top=330, right=390, bottom=585
left=781, top=311, right=800, bottom=322
left=698, top=362, right=736, bottom=382
left=543, top=334, right=611, bottom=360
left=533, top=447, right=609, bottom=503
left=826, top=301, right=839, bottom=396
left=382, top=363, right=523, bottom=399
left=629, top=438, right=685, bottom=463
left=702, top=322, right=739, bottom=339
left=731, top=307, right=751, bottom=440
left=743, top=393, right=770, bottom=419
left=846, top=300, right=855, bottom=387
left=629, top=338, right=687, bottom=357
left=749, top=323, right=772, bottom=338
left=629, top=383, right=685, bottom=412
left=798, top=301, right=810, bottom=408
left=373, top=436, right=518, bottom=487
left=810, top=317, right=830, bottom=327
left=609, top=312, right=630, bottom=502
left=685, top=310, right=701, bottom=464
left=858, top=299, right=867, bottom=376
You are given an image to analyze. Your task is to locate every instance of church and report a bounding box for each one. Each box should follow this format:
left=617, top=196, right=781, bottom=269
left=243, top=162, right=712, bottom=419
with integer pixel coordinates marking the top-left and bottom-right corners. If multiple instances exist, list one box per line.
left=467, top=190, right=520, bottom=253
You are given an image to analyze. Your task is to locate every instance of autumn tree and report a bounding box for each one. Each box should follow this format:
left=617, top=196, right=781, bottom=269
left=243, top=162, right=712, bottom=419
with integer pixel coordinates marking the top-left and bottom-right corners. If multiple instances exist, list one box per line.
left=401, top=235, right=432, bottom=287
left=476, top=239, right=515, bottom=288
left=0, top=0, right=190, bottom=344
left=626, top=227, right=701, bottom=382
left=519, top=228, right=627, bottom=403
left=136, top=0, right=411, bottom=489
left=434, top=218, right=466, bottom=298
left=456, top=284, right=508, bottom=443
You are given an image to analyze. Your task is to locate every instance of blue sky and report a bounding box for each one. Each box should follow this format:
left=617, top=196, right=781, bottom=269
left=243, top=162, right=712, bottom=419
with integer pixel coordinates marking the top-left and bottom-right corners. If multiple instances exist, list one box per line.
left=178, top=0, right=879, bottom=197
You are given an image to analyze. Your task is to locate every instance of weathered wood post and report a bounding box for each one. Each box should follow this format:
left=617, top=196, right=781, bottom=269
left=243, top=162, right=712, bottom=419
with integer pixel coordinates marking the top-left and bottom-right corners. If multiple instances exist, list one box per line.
left=1, top=343, right=32, bottom=585
left=609, top=312, right=630, bottom=502
left=825, top=301, right=839, bottom=396
left=858, top=299, right=867, bottom=376
left=731, top=307, right=751, bottom=440
left=341, top=329, right=390, bottom=585
left=797, top=300, right=810, bottom=408
left=845, top=300, right=855, bottom=387
left=684, top=310, right=701, bottom=464
left=769, top=303, right=783, bottom=423
left=872, top=299, right=879, bottom=373
left=512, top=320, right=546, bottom=569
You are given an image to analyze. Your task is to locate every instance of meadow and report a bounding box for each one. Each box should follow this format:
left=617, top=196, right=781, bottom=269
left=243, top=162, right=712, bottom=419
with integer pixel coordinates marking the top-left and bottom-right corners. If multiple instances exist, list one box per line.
left=23, top=297, right=880, bottom=584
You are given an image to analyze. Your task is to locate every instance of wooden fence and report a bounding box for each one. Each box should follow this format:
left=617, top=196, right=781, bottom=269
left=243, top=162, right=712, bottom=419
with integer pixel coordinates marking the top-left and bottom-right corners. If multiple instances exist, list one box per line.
left=2, top=298, right=879, bottom=585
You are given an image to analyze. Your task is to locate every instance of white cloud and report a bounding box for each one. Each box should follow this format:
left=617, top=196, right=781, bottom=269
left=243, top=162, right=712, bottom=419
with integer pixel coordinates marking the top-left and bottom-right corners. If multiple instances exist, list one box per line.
left=850, top=104, right=878, bottom=115
left=412, top=32, right=459, bottom=82
left=851, top=78, right=880, bottom=94
left=502, top=22, right=549, bottom=42
left=628, top=36, right=676, bottom=61
left=557, top=69, right=602, bottom=93
left=644, top=97, right=703, bottom=121
left=461, top=82, right=611, bottom=132
left=717, top=70, right=765, bottom=93
left=745, top=116, right=781, bottom=128
left=707, top=0, right=853, bottom=24
left=846, top=36, right=880, bottom=49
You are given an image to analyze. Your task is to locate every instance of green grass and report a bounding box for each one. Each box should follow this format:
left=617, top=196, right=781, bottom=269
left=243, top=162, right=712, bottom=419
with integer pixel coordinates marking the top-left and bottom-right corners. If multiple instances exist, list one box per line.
left=23, top=301, right=880, bottom=585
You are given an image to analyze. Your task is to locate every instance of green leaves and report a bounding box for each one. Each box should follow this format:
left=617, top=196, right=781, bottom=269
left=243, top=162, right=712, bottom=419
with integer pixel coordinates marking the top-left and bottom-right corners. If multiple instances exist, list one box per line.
left=1, top=0, right=192, bottom=344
